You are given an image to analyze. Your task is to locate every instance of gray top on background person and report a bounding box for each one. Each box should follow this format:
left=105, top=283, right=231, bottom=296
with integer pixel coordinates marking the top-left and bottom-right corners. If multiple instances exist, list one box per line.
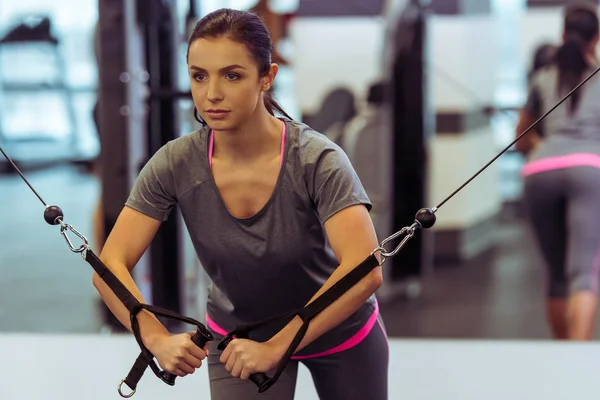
left=523, top=2, right=600, bottom=161
left=525, top=63, right=600, bottom=161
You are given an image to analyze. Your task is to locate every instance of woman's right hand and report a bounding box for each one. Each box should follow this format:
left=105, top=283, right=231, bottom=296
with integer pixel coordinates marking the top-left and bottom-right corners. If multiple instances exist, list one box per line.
left=147, top=331, right=209, bottom=377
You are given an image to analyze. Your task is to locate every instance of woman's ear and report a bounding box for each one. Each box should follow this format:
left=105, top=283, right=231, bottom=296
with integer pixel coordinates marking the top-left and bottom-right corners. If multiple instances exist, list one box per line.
left=262, top=63, right=279, bottom=91
left=262, top=79, right=272, bottom=92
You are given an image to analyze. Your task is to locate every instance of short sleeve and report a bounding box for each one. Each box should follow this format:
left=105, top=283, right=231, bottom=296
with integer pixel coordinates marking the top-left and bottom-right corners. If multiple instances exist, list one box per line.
left=125, top=144, right=177, bottom=221
left=309, top=145, right=372, bottom=223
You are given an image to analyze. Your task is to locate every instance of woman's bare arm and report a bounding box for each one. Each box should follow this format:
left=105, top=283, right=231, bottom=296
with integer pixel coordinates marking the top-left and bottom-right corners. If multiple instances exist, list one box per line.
left=92, top=205, right=168, bottom=348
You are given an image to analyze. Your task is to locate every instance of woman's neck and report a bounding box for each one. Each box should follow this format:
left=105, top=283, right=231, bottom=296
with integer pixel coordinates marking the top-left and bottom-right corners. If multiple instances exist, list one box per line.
left=212, top=106, right=282, bottom=164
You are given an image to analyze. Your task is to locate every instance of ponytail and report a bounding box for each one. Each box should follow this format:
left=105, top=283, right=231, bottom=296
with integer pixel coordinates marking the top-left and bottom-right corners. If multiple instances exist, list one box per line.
left=555, top=4, right=600, bottom=114
left=555, top=32, right=588, bottom=113
left=263, top=90, right=293, bottom=120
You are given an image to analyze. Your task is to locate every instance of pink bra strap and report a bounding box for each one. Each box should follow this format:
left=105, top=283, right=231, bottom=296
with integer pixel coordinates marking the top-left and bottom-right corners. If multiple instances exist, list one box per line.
left=208, top=128, right=214, bottom=168
left=279, top=120, right=287, bottom=167
left=208, top=120, right=286, bottom=169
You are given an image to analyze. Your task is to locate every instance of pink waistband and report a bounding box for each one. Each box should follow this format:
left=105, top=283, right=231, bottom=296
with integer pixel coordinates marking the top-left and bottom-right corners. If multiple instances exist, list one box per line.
left=205, top=300, right=380, bottom=360
left=521, top=153, right=600, bottom=176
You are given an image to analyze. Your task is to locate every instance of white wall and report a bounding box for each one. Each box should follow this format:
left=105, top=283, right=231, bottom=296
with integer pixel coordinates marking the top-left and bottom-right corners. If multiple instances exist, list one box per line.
left=289, top=17, right=386, bottom=115
left=429, top=128, right=501, bottom=229
left=429, top=14, right=499, bottom=112
left=427, top=12, right=503, bottom=230
left=520, top=7, right=564, bottom=75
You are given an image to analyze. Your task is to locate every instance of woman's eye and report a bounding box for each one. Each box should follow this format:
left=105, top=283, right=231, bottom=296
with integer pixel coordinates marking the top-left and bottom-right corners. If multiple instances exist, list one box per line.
left=193, top=73, right=205, bottom=81
left=225, top=73, right=240, bottom=80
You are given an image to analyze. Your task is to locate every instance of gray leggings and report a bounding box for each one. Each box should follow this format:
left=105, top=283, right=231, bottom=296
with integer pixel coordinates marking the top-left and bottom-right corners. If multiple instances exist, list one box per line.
left=205, top=316, right=389, bottom=400
left=523, top=166, right=600, bottom=298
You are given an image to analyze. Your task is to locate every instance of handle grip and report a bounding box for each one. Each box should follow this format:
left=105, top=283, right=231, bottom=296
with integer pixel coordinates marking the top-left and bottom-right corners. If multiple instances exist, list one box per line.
left=218, top=335, right=272, bottom=392
left=161, top=328, right=209, bottom=385
left=250, top=372, right=273, bottom=393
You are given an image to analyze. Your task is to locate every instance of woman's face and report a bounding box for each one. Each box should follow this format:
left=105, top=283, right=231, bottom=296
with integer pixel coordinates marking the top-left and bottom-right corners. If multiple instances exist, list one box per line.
left=187, top=36, right=273, bottom=131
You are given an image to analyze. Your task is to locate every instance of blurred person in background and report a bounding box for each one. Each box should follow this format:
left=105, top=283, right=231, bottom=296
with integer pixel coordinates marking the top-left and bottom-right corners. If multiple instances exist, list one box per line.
left=516, top=1, right=600, bottom=341
left=249, top=0, right=289, bottom=65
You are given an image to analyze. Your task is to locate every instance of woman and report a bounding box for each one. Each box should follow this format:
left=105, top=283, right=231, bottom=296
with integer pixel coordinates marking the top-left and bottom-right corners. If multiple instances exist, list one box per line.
left=93, top=8, right=389, bottom=400
left=516, top=3, right=600, bottom=341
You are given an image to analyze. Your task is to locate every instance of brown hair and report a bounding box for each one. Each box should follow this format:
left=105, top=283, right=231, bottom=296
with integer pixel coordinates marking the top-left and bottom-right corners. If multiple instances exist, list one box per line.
left=556, top=2, right=599, bottom=113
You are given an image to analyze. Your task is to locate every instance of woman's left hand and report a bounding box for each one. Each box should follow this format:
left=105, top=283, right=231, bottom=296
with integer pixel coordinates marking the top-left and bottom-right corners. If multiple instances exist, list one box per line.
left=219, top=338, right=284, bottom=379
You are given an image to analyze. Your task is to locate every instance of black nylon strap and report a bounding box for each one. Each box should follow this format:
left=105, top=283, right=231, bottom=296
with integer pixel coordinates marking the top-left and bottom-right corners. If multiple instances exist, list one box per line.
left=84, top=249, right=214, bottom=393
left=85, top=250, right=142, bottom=314
left=123, top=351, right=154, bottom=391
left=84, top=250, right=159, bottom=392
left=85, top=250, right=379, bottom=394
left=139, top=303, right=211, bottom=330
left=225, top=253, right=380, bottom=343
left=128, top=304, right=214, bottom=384
left=253, top=253, right=381, bottom=389
left=270, top=321, right=310, bottom=382
left=218, top=310, right=299, bottom=350
left=299, top=254, right=380, bottom=322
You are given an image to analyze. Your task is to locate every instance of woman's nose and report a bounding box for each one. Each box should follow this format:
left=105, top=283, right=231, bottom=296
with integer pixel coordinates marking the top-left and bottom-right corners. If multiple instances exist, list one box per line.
left=207, top=81, right=223, bottom=102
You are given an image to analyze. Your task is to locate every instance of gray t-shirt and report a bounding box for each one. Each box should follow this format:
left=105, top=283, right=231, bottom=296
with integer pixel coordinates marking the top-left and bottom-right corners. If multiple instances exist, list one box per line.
left=524, top=64, right=600, bottom=161
left=125, top=118, right=378, bottom=356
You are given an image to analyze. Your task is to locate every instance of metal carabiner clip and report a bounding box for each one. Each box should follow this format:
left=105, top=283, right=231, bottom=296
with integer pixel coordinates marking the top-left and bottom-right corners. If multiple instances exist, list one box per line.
left=370, top=207, right=438, bottom=265
left=58, top=220, right=89, bottom=253
left=371, top=222, right=419, bottom=265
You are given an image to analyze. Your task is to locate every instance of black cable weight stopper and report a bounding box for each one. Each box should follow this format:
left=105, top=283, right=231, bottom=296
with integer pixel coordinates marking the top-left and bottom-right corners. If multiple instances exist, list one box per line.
left=415, top=208, right=436, bottom=229
left=44, top=205, right=64, bottom=225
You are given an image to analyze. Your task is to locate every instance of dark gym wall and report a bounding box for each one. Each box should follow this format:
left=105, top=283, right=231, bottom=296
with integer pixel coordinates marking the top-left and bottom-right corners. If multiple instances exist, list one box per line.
left=97, top=1, right=131, bottom=231
left=136, top=0, right=184, bottom=331
left=97, top=0, right=146, bottom=331
left=97, top=0, right=188, bottom=331
left=387, top=0, right=432, bottom=282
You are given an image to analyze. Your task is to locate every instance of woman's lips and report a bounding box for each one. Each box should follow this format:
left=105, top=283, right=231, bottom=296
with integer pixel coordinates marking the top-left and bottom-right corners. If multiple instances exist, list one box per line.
left=206, top=109, right=231, bottom=119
